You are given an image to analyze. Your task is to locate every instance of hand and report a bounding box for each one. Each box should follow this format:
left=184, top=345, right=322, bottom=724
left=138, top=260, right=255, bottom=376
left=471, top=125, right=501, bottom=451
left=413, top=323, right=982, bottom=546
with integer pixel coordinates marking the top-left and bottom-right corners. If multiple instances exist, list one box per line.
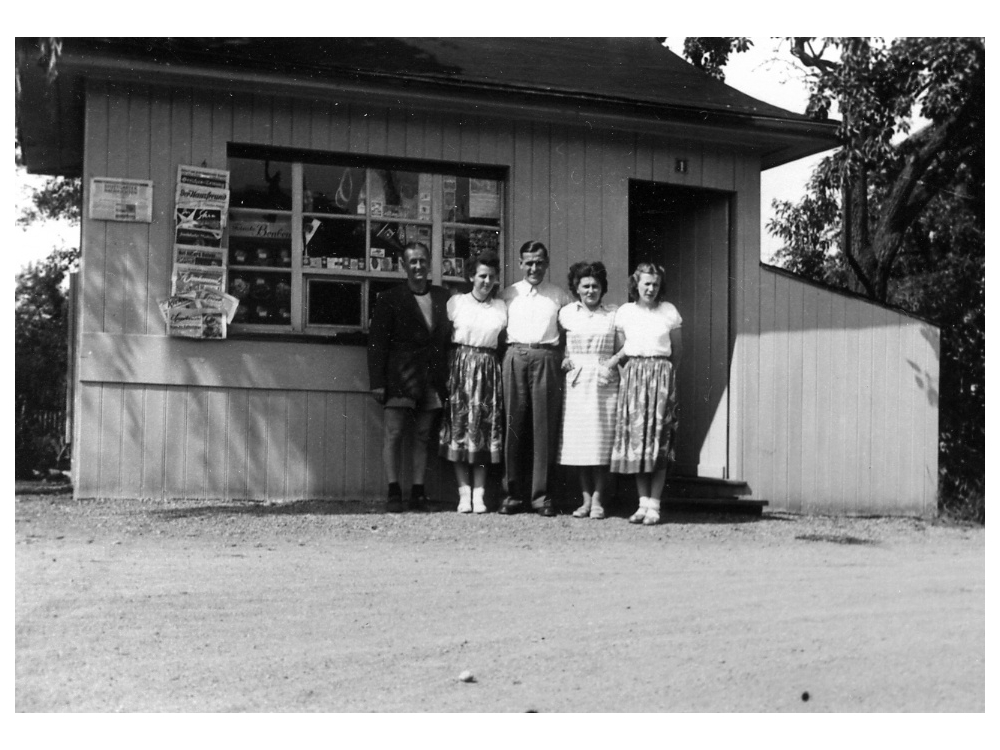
left=370, top=387, right=386, bottom=405
left=596, top=366, right=615, bottom=386
left=561, top=357, right=575, bottom=373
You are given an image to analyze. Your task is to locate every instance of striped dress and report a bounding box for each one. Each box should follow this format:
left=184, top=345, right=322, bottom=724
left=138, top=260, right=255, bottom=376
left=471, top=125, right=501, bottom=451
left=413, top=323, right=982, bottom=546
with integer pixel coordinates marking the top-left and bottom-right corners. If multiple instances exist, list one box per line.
left=557, top=302, right=620, bottom=466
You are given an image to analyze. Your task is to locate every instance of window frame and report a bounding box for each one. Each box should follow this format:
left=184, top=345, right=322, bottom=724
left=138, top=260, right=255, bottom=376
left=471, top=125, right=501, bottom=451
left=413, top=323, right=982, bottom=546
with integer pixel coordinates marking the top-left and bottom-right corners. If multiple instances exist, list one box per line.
left=225, top=144, right=506, bottom=340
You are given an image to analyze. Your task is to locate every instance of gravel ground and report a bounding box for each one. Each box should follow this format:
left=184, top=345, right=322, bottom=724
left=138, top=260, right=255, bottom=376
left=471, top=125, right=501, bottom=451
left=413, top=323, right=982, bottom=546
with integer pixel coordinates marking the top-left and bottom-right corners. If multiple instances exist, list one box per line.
left=15, top=489, right=985, bottom=712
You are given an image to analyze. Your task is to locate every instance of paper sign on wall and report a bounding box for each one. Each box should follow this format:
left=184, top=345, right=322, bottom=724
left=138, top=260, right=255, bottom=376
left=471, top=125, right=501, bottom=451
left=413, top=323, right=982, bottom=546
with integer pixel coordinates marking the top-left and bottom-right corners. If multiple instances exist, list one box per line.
left=89, top=178, right=153, bottom=223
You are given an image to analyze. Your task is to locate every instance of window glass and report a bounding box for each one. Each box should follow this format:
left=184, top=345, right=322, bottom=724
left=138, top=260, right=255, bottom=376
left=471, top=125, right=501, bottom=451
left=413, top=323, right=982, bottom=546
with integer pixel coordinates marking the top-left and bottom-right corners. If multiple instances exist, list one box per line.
left=303, top=164, right=365, bottom=215
left=224, top=150, right=504, bottom=338
left=306, top=278, right=363, bottom=327
left=444, top=176, right=501, bottom=226
left=230, top=157, right=293, bottom=211
left=368, top=169, right=431, bottom=221
left=228, top=270, right=292, bottom=326
left=229, top=215, right=292, bottom=268
left=304, top=218, right=367, bottom=267
left=443, top=226, right=501, bottom=278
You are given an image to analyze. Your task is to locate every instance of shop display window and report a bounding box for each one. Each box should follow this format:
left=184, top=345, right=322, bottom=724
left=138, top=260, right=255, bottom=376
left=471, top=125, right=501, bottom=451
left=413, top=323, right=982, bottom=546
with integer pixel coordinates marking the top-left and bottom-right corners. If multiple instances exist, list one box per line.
left=226, top=145, right=506, bottom=338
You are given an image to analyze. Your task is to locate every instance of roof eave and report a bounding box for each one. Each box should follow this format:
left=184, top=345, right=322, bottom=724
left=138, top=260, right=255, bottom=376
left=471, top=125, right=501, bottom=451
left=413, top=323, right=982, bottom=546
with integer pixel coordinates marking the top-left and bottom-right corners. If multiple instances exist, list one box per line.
left=18, top=48, right=840, bottom=176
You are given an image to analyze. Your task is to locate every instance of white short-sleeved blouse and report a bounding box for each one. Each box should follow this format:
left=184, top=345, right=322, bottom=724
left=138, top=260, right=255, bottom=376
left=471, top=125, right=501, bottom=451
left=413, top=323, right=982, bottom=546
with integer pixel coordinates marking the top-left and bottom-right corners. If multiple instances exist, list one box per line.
left=448, top=293, right=508, bottom=349
left=615, top=301, right=683, bottom=357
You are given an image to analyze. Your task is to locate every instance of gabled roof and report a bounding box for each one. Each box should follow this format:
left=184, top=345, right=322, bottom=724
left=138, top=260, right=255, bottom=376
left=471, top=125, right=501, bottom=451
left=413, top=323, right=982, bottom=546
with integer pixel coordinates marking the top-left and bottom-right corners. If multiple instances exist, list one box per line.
left=16, top=37, right=839, bottom=176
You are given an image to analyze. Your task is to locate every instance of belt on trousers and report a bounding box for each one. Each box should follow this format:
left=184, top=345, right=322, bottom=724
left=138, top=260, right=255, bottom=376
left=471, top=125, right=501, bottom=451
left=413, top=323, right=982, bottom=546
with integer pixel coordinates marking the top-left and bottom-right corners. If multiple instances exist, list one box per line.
left=509, top=342, right=559, bottom=350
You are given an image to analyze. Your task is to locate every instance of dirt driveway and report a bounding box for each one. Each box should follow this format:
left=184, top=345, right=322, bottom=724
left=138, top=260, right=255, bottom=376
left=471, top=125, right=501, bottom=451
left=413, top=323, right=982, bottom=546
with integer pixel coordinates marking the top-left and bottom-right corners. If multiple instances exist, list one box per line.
left=15, top=491, right=984, bottom=712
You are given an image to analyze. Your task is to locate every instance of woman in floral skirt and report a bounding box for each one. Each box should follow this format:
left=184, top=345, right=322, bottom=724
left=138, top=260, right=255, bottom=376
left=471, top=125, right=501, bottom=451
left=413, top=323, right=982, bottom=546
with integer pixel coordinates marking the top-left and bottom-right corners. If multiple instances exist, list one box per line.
left=438, top=250, right=506, bottom=513
left=609, top=262, right=683, bottom=526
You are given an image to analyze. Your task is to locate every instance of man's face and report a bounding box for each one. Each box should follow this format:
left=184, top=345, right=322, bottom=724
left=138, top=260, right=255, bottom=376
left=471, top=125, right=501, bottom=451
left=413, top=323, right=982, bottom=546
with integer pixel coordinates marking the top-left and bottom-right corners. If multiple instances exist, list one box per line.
left=519, top=249, right=548, bottom=286
left=404, top=246, right=429, bottom=285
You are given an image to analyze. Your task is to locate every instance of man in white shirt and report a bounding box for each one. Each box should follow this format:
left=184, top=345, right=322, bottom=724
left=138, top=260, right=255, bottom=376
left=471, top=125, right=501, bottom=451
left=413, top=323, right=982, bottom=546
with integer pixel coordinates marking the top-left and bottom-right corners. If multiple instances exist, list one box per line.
left=498, top=240, right=572, bottom=516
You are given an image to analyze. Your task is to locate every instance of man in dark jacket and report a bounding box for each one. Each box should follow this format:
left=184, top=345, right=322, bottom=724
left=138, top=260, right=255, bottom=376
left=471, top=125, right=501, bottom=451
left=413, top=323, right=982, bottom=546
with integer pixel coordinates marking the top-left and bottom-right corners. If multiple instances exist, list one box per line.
left=367, top=242, right=452, bottom=512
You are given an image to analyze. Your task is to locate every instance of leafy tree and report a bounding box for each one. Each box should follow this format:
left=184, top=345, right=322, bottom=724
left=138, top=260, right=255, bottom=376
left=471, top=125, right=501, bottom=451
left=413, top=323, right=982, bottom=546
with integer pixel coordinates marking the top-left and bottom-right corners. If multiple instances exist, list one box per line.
left=683, top=37, right=985, bottom=521
left=15, top=246, right=80, bottom=477
left=15, top=131, right=81, bottom=477
left=16, top=139, right=82, bottom=225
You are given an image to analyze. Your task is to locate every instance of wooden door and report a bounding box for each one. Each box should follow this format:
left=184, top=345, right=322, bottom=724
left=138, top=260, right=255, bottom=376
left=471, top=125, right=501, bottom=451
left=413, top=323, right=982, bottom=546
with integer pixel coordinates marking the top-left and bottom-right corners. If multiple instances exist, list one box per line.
left=629, top=181, right=731, bottom=478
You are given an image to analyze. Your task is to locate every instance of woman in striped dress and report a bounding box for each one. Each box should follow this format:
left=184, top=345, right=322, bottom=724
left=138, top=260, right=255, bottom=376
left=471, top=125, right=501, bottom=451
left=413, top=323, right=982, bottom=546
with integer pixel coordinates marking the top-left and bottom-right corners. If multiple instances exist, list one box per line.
left=557, top=261, right=621, bottom=519
left=609, top=262, right=683, bottom=526
left=438, top=250, right=507, bottom=513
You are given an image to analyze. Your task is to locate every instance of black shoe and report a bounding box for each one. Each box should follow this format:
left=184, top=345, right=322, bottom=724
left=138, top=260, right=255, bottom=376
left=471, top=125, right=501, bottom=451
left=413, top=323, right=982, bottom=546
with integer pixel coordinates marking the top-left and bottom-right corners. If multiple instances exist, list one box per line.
left=408, top=490, right=430, bottom=512
left=498, top=497, right=525, bottom=515
left=537, top=504, right=557, bottom=517
left=386, top=489, right=404, bottom=513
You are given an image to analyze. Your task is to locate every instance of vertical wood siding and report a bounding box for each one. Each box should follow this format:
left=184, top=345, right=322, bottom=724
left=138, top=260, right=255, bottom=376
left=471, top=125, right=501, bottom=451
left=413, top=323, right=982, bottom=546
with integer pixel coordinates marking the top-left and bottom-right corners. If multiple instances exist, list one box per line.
left=749, top=268, right=939, bottom=515
left=76, top=82, right=937, bottom=514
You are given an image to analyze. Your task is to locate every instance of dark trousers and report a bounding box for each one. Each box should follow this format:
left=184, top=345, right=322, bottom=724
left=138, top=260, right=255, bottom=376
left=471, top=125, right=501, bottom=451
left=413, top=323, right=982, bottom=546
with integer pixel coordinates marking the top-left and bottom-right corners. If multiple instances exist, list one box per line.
left=502, top=346, right=563, bottom=508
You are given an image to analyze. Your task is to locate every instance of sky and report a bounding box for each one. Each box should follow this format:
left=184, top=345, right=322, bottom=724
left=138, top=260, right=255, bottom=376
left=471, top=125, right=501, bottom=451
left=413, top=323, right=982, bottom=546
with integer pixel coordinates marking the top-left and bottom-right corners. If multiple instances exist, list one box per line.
left=12, top=36, right=831, bottom=274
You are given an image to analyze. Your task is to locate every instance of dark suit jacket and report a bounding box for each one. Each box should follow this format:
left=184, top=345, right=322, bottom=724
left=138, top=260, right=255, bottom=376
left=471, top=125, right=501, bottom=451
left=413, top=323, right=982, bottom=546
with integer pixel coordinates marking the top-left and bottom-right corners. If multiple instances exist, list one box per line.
left=367, top=284, right=453, bottom=403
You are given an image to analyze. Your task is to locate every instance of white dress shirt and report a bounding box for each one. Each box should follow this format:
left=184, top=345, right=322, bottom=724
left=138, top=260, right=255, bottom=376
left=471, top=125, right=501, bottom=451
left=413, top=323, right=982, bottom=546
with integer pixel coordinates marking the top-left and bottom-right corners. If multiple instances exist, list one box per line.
left=500, top=280, right=572, bottom=345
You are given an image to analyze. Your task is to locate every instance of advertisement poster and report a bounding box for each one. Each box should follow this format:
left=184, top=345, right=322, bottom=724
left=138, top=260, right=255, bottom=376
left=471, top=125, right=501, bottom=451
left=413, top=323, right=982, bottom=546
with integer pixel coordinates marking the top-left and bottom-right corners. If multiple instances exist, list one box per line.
left=172, top=265, right=227, bottom=295
left=88, top=178, right=154, bottom=223
left=175, top=183, right=230, bottom=216
left=175, top=207, right=224, bottom=247
left=175, top=244, right=225, bottom=267
left=229, top=217, right=292, bottom=241
left=469, top=178, right=500, bottom=220
left=158, top=290, right=238, bottom=340
left=176, top=164, right=230, bottom=191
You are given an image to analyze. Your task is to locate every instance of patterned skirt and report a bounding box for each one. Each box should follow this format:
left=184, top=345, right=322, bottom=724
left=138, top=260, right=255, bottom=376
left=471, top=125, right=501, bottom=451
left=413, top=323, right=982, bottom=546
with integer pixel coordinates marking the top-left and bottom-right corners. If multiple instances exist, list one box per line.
left=438, top=345, right=504, bottom=464
left=609, top=357, right=678, bottom=474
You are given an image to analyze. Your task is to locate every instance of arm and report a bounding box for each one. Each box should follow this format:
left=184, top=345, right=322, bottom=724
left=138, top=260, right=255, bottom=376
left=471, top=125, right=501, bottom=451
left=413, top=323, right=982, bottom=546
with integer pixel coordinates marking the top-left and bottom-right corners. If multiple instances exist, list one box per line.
left=367, top=292, right=392, bottom=403
left=669, top=327, right=683, bottom=367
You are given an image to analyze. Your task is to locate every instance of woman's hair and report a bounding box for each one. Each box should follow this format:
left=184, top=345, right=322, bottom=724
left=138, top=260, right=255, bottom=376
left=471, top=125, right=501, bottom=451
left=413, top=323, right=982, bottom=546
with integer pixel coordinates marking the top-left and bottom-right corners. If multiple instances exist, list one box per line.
left=567, top=260, right=608, bottom=301
left=627, top=262, right=667, bottom=303
left=518, top=240, right=548, bottom=260
left=468, top=250, right=502, bottom=298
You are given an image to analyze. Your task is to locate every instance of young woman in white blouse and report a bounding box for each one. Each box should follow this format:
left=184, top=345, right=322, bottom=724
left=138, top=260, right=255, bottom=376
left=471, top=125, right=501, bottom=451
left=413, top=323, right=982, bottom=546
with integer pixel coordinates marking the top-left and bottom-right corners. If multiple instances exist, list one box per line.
left=438, top=250, right=507, bottom=513
left=608, top=262, right=683, bottom=526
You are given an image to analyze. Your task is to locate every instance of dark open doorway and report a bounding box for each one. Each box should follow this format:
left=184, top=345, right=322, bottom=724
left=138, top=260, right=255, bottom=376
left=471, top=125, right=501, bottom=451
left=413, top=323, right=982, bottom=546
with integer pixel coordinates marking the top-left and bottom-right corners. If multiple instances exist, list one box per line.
left=629, top=180, right=732, bottom=478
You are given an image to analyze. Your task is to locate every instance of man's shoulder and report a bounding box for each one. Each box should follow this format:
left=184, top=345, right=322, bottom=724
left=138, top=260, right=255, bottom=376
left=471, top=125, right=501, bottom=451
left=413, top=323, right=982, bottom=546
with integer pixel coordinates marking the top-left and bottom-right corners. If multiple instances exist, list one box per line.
left=540, top=281, right=572, bottom=304
left=429, top=285, right=451, bottom=302
left=499, top=280, right=524, bottom=299
left=377, top=283, right=408, bottom=302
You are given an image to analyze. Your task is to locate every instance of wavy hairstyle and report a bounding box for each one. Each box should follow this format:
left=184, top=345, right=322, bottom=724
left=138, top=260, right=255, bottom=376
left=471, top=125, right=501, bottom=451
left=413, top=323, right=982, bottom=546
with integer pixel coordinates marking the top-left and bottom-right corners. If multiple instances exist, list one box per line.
left=468, top=250, right=502, bottom=299
left=567, top=260, right=609, bottom=301
left=627, top=262, right=667, bottom=303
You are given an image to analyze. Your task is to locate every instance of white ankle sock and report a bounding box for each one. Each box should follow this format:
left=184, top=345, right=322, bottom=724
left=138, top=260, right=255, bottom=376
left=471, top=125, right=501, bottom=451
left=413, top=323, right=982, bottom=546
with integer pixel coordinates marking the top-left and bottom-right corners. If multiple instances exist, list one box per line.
left=457, top=486, right=472, bottom=512
left=472, top=487, right=486, bottom=512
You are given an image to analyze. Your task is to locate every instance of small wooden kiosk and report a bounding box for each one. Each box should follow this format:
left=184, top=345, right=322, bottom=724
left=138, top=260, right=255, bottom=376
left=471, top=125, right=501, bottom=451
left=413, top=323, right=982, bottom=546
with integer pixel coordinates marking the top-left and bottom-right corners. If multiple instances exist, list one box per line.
left=16, top=38, right=940, bottom=515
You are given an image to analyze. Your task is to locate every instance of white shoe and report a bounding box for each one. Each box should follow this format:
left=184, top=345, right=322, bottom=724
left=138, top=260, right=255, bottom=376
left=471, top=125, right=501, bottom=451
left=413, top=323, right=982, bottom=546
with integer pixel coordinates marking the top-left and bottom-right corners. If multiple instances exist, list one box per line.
left=457, top=487, right=472, bottom=513
left=470, top=487, right=486, bottom=513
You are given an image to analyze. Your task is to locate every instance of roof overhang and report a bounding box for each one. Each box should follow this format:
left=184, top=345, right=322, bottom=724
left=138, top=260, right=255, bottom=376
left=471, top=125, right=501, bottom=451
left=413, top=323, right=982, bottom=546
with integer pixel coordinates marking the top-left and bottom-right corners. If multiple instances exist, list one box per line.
left=16, top=39, right=839, bottom=178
